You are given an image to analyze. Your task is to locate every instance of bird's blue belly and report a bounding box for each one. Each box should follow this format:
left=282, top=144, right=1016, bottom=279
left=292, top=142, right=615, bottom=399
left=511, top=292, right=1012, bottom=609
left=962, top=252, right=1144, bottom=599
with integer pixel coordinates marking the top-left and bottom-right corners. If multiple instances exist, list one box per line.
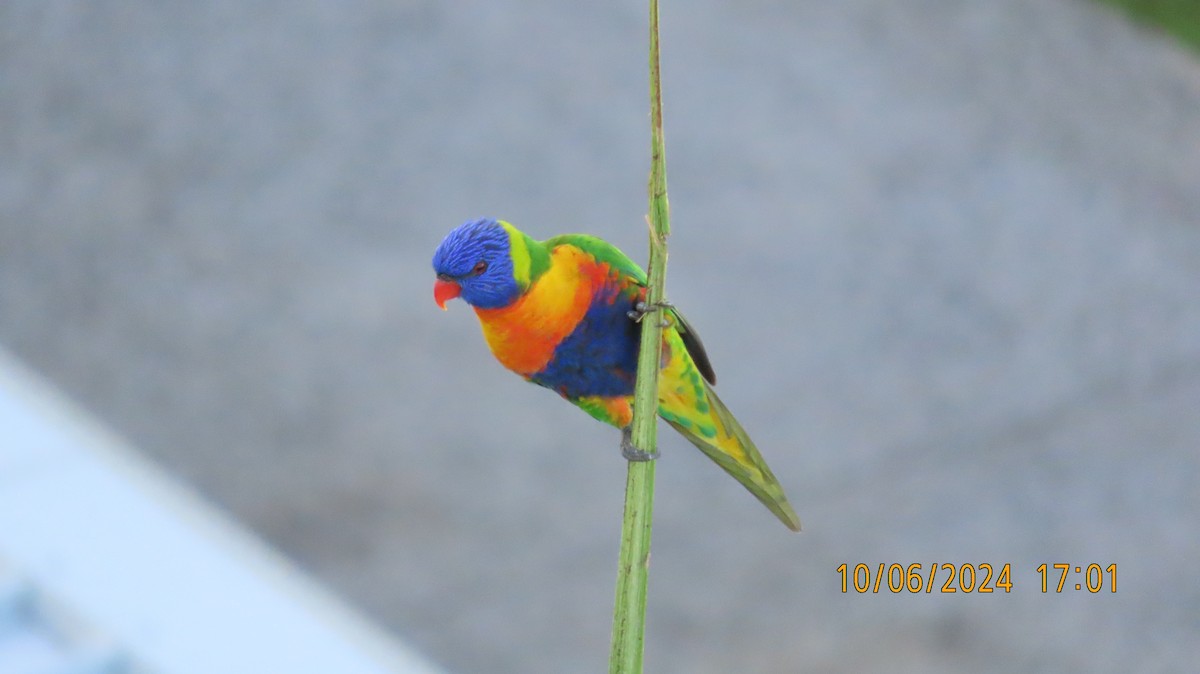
left=531, top=292, right=640, bottom=398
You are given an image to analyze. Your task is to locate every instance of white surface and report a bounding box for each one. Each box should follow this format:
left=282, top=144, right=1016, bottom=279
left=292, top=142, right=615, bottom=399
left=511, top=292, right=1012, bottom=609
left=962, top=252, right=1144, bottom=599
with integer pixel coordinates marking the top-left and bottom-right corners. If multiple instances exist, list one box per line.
left=0, top=566, right=130, bottom=674
left=0, top=349, right=443, bottom=674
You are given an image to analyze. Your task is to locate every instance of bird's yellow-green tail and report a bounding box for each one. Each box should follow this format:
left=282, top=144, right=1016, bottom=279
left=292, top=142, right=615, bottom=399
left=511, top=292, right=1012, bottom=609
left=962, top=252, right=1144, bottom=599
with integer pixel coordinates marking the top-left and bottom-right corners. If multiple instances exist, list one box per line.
left=657, top=331, right=801, bottom=532
left=662, top=384, right=801, bottom=532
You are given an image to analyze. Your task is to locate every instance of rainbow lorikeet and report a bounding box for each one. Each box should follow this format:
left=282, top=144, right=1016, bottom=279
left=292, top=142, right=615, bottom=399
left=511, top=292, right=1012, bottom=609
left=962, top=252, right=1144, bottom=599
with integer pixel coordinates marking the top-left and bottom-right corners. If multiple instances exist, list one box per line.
left=432, top=218, right=800, bottom=531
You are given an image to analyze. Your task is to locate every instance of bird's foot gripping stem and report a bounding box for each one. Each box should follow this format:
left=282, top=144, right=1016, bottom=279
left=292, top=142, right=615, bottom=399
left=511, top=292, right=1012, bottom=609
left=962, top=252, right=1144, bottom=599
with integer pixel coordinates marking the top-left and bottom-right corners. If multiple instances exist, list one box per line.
left=627, top=300, right=673, bottom=327
left=620, top=426, right=659, bottom=462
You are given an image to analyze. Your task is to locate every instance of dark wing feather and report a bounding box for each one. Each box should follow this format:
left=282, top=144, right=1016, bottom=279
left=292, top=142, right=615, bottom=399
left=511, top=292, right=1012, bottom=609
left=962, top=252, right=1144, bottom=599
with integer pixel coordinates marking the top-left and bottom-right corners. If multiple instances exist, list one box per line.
left=671, top=308, right=716, bottom=385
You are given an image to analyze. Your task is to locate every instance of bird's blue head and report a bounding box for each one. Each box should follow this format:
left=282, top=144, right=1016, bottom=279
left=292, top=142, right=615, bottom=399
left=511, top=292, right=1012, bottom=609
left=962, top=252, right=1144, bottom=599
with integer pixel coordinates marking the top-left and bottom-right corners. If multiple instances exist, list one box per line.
left=432, top=218, right=521, bottom=310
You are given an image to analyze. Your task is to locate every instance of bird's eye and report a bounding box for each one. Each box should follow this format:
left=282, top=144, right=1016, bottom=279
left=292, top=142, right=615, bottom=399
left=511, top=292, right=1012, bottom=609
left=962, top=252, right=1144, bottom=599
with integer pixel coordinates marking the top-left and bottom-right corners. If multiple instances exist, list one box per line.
left=472, top=261, right=488, bottom=275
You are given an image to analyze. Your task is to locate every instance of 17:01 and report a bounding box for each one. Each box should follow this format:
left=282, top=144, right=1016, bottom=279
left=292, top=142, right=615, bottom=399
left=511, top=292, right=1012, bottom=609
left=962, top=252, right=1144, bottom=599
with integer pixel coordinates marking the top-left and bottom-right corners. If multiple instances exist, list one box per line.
left=1036, top=563, right=1117, bottom=593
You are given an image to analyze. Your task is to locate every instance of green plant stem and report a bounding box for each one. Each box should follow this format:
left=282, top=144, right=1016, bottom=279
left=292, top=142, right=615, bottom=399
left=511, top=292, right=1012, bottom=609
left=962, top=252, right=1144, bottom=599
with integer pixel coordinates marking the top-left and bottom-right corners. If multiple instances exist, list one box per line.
left=609, top=1, right=670, bottom=672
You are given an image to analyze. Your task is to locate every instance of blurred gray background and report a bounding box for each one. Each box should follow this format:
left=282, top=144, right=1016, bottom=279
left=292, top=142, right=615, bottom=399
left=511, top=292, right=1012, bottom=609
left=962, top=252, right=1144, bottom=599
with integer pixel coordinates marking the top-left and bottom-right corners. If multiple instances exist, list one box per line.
left=3, top=0, right=1199, bottom=672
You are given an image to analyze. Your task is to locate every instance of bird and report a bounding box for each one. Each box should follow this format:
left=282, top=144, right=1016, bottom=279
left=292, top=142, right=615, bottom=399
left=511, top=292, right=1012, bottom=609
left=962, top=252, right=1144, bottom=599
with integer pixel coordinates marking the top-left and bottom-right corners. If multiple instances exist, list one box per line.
left=432, top=217, right=800, bottom=531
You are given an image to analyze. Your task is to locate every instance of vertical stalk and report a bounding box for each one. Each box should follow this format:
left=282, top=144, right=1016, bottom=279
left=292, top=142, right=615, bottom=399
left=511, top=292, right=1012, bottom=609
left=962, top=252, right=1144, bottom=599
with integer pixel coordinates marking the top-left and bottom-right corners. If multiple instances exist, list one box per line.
left=609, top=1, right=670, bottom=672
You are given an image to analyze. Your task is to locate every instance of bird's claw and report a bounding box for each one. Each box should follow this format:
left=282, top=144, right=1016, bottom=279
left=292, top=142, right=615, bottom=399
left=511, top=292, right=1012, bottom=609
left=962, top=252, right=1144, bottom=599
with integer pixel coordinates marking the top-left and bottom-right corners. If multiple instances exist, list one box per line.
left=627, top=300, right=673, bottom=327
left=621, top=426, right=659, bottom=462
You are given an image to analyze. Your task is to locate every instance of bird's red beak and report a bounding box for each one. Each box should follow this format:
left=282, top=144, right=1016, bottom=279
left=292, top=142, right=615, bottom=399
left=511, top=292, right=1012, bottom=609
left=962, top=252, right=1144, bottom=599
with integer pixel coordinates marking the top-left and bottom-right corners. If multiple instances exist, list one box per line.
left=434, top=278, right=461, bottom=310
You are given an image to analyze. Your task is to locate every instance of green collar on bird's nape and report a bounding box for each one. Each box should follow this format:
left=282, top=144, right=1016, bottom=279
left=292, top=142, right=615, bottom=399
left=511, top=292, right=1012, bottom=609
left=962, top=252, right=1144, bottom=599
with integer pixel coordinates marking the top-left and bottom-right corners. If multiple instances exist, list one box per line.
left=499, top=220, right=552, bottom=290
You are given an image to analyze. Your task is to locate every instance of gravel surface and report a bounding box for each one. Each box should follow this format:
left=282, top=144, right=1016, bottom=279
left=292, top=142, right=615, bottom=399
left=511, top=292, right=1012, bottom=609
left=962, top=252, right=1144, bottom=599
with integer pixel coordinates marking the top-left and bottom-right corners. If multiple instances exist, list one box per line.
left=3, top=1, right=1199, bottom=672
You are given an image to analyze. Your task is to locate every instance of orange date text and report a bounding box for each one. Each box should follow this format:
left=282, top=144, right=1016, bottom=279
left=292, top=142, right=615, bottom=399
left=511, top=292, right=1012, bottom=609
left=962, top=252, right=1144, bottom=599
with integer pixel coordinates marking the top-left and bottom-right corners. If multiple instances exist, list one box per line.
left=835, top=563, right=1014, bottom=594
